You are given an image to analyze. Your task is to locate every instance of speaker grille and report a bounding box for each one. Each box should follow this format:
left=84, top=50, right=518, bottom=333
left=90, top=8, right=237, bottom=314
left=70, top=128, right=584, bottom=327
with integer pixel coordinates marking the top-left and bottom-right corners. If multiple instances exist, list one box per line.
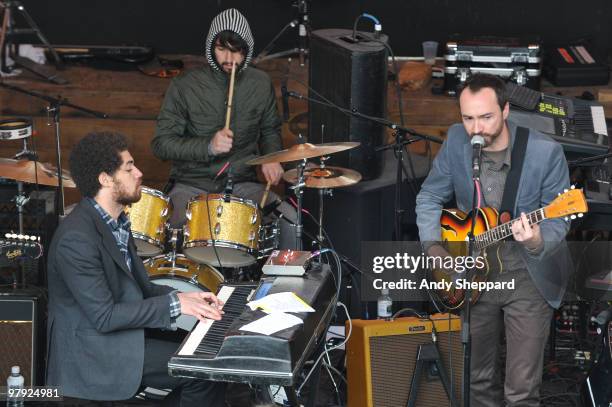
left=0, top=321, right=34, bottom=386
left=369, top=330, right=463, bottom=407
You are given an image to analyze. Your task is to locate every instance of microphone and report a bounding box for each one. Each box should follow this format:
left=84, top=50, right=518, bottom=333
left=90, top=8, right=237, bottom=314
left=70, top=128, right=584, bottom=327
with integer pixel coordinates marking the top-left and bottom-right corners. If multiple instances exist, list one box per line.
left=471, top=135, right=485, bottom=179
left=281, top=78, right=290, bottom=122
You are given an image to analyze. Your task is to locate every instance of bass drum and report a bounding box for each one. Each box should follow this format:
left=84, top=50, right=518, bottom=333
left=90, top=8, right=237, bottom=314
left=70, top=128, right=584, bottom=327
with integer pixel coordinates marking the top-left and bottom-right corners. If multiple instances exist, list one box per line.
left=144, top=254, right=224, bottom=331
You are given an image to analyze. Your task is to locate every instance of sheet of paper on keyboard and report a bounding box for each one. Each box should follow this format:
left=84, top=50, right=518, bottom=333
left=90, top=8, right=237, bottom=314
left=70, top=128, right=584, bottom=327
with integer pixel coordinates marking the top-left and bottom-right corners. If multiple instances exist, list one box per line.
left=246, top=292, right=315, bottom=314
left=239, top=312, right=304, bottom=335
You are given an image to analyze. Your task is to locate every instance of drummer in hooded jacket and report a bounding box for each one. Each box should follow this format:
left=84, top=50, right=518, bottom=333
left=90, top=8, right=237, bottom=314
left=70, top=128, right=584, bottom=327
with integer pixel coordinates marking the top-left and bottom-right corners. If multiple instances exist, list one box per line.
left=152, top=8, right=297, bottom=249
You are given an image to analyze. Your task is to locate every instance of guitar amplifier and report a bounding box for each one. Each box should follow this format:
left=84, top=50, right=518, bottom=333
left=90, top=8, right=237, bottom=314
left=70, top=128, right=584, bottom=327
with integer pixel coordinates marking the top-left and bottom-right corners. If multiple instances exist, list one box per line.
left=346, top=313, right=463, bottom=407
left=0, top=289, right=45, bottom=386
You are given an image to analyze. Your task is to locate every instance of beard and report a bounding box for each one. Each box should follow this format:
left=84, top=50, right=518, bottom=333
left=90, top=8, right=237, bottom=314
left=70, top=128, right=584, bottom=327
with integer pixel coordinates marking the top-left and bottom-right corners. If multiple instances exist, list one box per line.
left=473, top=119, right=505, bottom=147
left=113, top=179, right=141, bottom=206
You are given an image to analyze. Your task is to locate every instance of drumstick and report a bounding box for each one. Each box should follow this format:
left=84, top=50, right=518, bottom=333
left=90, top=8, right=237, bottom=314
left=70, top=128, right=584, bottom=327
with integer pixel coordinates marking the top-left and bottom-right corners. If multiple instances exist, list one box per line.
left=260, top=181, right=271, bottom=208
left=224, top=61, right=237, bottom=130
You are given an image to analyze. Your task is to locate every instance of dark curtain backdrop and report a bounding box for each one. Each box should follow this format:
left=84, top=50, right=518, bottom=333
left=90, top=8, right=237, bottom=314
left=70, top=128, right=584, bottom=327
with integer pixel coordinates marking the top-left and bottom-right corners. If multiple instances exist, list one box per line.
left=13, top=0, right=612, bottom=57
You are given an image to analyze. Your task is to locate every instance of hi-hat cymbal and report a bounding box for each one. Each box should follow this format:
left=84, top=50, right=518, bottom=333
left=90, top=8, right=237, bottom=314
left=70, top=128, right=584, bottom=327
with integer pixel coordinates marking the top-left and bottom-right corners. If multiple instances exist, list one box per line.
left=283, top=166, right=362, bottom=189
left=246, top=142, right=360, bottom=165
left=0, top=159, right=76, bottom=188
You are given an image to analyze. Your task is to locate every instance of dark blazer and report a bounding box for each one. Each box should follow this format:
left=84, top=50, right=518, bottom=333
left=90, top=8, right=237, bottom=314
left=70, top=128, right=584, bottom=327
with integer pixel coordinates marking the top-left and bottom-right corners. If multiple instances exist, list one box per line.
left=416, top=121, right=572, bottom=308
left=46, top=199, right=175, bottom=400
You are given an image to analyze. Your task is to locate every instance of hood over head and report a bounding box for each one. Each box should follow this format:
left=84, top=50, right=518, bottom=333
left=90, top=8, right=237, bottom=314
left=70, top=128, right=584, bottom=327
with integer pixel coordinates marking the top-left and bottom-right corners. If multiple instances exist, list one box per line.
left=205, top=8, right=254, bottom=72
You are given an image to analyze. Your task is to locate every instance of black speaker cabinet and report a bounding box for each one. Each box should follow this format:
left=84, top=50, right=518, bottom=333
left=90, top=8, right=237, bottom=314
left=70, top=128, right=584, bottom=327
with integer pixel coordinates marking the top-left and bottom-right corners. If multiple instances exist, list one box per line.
left=308, top=29, right=388, bottom=180
left=0, top=290, right=45, bottom=386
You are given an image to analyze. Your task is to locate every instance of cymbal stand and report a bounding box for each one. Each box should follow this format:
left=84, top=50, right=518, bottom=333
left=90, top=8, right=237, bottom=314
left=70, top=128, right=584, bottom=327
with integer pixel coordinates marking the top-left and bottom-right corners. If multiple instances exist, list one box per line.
left=315, top=157, right=332, bottom=248
left=13, top=136, right=37, bottom=160
left=10, top=180, right=28, bottom=287
left=167, top=228, right=179, bottom=268
left=289, top=159, right=307, bottom=250
left=253, top=0, right=310, bottom=66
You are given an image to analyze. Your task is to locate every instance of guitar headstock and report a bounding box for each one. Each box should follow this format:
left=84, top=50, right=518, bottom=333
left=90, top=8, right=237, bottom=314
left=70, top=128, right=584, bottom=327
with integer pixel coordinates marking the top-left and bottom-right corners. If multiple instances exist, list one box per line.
left=544, top=186, right=589, bottom=221
left=0, top=233, right=42, bottom=265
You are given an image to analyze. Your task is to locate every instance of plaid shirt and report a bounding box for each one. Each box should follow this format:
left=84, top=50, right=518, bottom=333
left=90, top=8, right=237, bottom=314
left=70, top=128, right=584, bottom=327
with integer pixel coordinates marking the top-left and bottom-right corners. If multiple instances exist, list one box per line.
left=88, top=198, right=181, bottom=319
left=88, top=198, right=132, bottom=271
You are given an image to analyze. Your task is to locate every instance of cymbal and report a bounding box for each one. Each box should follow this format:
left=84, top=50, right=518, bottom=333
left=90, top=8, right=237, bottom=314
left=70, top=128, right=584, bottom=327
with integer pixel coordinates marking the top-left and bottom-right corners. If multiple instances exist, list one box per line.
left=0, top=159, right=77, bottom=188
left=283, top=166, right=362, bottom=189
left=246, top=142, right=360, bottom=165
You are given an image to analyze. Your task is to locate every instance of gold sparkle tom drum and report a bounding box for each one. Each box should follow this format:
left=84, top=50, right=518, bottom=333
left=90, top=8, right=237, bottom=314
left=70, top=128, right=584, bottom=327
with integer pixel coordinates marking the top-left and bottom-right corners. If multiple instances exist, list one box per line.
left=183, top=193, right=261, bottom=267
left=144, top=254, right=224, bottom=331
left=125, top=186, right=171, bottom=257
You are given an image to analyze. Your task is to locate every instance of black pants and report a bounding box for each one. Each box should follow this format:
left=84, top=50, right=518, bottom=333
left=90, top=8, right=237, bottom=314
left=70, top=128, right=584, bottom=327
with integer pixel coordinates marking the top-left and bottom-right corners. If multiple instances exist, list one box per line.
left=142, top=338, right=226, bottom=407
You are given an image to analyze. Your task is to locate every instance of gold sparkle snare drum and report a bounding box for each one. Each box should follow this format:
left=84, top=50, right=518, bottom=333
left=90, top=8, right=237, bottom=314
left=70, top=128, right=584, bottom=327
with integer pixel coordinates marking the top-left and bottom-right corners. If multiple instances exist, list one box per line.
left=183, top=194, right=261, bottom=267
left=125, top=186, right=171, bottom=257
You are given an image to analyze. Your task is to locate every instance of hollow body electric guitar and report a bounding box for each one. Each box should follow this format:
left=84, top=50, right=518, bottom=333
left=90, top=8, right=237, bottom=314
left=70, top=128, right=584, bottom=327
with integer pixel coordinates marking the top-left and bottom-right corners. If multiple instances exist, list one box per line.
left=430, top=187, right=588, bottom=309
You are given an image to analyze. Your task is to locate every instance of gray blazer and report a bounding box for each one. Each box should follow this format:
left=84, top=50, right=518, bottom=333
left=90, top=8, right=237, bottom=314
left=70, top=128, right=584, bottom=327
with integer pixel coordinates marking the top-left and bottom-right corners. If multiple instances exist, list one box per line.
left=46, top=200, right=175, bottom=400
left=416, top=121, right=572, bottom=308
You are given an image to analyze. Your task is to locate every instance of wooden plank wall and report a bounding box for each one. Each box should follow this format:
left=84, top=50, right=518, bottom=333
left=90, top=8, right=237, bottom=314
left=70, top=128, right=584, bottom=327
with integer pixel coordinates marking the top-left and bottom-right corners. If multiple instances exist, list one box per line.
left=2, top=56, right=611, bottom=204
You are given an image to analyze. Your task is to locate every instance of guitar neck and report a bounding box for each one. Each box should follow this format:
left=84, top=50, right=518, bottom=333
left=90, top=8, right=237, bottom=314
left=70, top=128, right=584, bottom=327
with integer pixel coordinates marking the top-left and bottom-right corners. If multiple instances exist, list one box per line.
left=475, top=208, right=546, bottom=250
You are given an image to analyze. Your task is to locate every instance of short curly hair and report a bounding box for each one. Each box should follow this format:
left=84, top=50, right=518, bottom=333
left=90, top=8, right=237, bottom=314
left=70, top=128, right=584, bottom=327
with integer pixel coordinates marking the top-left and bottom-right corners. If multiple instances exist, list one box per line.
left=69, top=132, right=128, bottom=198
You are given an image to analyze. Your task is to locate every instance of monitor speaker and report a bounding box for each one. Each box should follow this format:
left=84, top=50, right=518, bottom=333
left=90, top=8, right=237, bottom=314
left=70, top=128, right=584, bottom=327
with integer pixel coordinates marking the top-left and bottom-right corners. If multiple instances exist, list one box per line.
left=308, top=29, right=388, bottom=180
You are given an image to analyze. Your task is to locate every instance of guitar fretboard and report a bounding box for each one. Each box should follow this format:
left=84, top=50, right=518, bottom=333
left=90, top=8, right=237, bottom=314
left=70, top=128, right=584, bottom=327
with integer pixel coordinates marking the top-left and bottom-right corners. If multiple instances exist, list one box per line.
left=475, top=208, right=546, bottom=250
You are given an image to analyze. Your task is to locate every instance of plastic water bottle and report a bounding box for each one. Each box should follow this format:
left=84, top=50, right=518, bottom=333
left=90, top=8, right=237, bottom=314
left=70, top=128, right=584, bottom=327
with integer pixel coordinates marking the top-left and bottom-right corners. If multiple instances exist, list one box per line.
left=377, top=289, right=392, bottom=319
left=6, top=366, right=24, bottom=407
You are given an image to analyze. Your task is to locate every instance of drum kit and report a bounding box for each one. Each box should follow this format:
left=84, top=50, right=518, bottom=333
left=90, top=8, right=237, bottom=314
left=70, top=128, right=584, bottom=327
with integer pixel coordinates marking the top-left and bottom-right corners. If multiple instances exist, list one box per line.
left=0, top=117, right=362, bottom=315
left=125, top=141, right=363, bottom=329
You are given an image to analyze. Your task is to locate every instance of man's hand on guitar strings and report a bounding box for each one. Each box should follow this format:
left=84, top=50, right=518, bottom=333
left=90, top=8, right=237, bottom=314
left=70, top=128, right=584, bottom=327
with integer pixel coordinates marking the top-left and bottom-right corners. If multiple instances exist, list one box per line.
left=511, top=212, right=543, bottom=253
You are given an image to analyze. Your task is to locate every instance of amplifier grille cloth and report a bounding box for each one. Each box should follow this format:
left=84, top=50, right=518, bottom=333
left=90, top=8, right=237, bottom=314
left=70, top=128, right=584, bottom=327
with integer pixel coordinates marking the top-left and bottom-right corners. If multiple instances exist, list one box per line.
left=0, top=322, right=33, bottom=385
left=370, top=330, right=463, bottom=407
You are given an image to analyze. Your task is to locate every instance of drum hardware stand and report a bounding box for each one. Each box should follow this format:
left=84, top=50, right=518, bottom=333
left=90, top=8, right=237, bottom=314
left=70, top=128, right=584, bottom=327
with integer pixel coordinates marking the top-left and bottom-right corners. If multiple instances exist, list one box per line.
left=0, top=81, right=108, bottom=218
left=0, top=1, right=67, bottom=84
left=253, top=0, right=310, bottom=66
left=288, top=159, right=307, bottom=250
left=285, top=89, right=444, bottom=241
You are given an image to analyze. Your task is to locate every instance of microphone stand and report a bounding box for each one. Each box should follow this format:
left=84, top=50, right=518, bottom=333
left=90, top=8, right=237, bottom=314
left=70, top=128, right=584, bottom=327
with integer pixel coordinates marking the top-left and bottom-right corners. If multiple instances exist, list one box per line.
left=286, top=89, right=443, bottom=241
left=0, top=81, right=108, bottom=217
left=461, top=147, right=483, bottom=407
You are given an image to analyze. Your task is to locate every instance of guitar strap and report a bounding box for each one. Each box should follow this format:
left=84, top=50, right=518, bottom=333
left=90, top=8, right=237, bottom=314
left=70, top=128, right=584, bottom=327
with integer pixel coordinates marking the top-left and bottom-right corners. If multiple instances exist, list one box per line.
left=499, top=126, right=529, bottom=219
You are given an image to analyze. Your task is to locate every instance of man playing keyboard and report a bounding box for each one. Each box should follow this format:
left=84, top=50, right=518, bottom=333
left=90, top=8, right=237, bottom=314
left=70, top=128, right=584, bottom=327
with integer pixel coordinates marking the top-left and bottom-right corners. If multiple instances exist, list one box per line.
left=46, top=132, right=227, bottom=406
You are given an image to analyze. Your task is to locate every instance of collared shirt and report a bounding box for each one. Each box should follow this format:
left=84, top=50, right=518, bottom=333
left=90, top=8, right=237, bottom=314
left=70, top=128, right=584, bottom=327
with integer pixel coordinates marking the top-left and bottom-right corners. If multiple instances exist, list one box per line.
left=88, top=197, right=132, bottom=272
left=480, top=145, right=525, bottom=273
left=87, top=198, right=181, bottom=320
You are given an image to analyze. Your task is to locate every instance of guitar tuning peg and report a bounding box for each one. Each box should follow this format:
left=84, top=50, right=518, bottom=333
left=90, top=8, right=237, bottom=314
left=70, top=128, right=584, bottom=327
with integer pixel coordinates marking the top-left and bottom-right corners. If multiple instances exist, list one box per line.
left=570, top=185, right=575, bottom=189
left=4, top=233, right=9, bottom=238
left=558, top=193, right=561, bottom=196
left=570, top=215, right=577, bottom=220
left=563, top=189, right=568, bottom=193
left=565, top=217, right=569, bottom=221
left=577, top=213, right=584, bottom=218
